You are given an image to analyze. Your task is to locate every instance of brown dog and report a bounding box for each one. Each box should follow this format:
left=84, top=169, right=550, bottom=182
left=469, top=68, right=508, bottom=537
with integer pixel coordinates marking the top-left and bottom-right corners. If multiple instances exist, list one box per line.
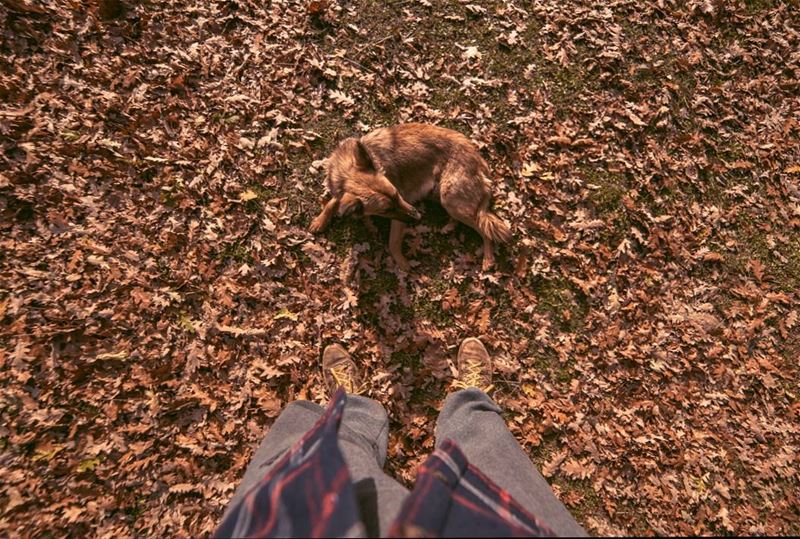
left=309, top=123, right=511, bottom=271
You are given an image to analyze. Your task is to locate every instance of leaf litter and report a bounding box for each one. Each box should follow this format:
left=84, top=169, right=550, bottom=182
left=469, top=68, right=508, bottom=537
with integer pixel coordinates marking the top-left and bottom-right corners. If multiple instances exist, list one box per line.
left=1, top=0, right=799, bottom=536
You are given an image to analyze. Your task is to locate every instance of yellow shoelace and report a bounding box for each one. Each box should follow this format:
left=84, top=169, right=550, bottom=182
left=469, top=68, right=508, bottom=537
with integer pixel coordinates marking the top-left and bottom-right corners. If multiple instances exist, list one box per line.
left=452, top=359, right=493, bottom=393
left=329, top=365, right=366, bottom=395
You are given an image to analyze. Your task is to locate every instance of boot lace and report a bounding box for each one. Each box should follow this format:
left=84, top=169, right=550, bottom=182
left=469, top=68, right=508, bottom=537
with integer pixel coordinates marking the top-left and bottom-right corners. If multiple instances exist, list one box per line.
left=452, top=358, right=493, bottom=392
left=329, top=365, right=366, bottom=395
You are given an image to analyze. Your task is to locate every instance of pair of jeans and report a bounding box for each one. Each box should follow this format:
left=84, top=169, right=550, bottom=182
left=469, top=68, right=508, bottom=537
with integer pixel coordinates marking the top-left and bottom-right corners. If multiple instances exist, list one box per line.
left=223, top=389, right=587, bottom=537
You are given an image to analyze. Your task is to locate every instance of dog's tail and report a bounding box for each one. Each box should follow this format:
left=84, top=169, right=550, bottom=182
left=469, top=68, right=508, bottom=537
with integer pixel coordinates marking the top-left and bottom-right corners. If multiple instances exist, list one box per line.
left=477, top=209, right=511, bottom=244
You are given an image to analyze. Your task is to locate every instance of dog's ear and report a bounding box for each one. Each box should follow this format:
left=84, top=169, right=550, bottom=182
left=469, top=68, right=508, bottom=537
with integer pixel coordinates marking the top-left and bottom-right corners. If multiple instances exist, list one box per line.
left=337, top=192, right=363, bottom=217
left=354, top=140, right=375, bottom=171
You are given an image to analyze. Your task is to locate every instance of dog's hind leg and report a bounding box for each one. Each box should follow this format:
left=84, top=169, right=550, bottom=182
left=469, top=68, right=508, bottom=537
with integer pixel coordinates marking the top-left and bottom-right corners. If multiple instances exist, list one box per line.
left=309, top=198, right=338, bottom=233
left=439, top=171, right=490, bottom=267
left=389, top=219, right=411, bottom=271
left=440, top=172, right=509, bottom=270
left=480, top=236, right=495, bottom=270
left=475, top=207, right=511, bottom=270
left=442, top=203, right=496, bottom=270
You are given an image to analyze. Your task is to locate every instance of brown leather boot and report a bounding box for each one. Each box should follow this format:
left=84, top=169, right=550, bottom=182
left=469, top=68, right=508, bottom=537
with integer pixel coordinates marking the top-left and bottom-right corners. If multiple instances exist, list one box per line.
left=451, top=337, right=494, bottom=393
left=322, top=343, right=366, bottom=396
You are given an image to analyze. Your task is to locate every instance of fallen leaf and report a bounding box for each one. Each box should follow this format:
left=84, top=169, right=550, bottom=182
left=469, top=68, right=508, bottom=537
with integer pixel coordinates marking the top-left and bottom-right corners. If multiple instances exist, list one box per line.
left=274, top=308, right=299, bottom=321
left=542, top=450, right=569, bottom=478
left=239, top=190, right=258, bottom=202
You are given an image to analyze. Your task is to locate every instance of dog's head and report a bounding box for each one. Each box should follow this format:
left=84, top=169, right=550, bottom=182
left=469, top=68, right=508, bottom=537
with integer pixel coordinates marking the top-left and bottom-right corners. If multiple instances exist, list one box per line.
left=328, top=138, right=421, bottom=223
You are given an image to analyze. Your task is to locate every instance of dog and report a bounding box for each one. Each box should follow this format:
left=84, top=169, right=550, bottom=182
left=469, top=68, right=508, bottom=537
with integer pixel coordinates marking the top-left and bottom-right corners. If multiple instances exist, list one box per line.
left=309, top=123, right=511, bottom=271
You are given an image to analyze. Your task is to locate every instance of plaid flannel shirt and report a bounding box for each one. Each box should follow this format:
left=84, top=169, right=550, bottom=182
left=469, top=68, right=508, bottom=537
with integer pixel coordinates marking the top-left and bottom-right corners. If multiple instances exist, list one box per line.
left=215, top=389, right=555, bottom=538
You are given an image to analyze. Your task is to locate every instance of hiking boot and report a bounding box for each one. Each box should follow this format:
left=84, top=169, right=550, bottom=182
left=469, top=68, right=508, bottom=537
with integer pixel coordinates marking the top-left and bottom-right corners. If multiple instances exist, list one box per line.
left=322, top=343, right=366, bottom=396
left=451, top=337, right=494, bottom=393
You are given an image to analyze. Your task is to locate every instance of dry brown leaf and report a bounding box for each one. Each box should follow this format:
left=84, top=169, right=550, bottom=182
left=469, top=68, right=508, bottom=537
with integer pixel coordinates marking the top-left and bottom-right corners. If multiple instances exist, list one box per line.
left=542, top=449, right=569, bottom=478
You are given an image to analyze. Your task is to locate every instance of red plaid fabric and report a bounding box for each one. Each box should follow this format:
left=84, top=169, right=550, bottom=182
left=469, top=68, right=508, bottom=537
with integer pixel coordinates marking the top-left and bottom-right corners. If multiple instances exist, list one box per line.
left=214, top=390, right=363, bottom=538
left=389, top=439, right=554, bottom=537
left=215, top=389, right=555, bottom=538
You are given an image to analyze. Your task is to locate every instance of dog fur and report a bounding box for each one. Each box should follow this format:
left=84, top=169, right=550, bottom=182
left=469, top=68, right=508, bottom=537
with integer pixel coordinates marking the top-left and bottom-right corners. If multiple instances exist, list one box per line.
left=309, top=123, right=511, bottom=271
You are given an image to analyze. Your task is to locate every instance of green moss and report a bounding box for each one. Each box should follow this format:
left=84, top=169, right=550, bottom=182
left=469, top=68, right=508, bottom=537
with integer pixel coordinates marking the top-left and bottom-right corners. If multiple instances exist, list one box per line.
left=582, top=168, right=629, bottom=216
left=552, top=477, right=603, bottom=521
left=324, top=218, right=375, bottom=258
left=410, top=295, right=453, bottom=327
left=743, top=0, right=776, bottom=12
left=527, top=441, right=604, bottom=524
left=367, top=270, right=399, bottom=297
left=529, top=276, right=589, bottom=332
left=353, top=267, right=399, bottom=327
left=125, top=497, right=147, bottom=519
left=528, top=345, right=577, bottom=385
left=391, top=349, right=421, bottom=370
left=218, top=243, right=252, bottom=264
left=723, top=216, right=800, bottom=295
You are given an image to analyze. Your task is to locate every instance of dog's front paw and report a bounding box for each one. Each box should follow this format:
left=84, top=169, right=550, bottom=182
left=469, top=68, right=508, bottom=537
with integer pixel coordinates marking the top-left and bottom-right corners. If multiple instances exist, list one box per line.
left=391, top=253, right=411, bottom=272
left=309, top=217, right=326, bottom=234
left=481, top=257, right=495, bottom=272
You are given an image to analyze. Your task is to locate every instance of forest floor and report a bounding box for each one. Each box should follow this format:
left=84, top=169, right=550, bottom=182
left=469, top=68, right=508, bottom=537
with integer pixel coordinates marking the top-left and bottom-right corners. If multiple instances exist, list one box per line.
left=2, top=0, right=799, bottom=536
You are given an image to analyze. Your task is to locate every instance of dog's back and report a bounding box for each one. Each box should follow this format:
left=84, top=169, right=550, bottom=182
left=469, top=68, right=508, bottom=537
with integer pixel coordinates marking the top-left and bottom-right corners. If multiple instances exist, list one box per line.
left=360, top=124, right=489, bottom=204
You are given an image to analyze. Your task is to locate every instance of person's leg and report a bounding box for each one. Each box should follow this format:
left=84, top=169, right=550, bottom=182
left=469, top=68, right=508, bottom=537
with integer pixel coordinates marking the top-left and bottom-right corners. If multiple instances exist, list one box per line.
left=222, top=399, right=324, bottom=516
left=436, top=338, right=588, bottom=537
left=225, top=346, right=408, bottom=536
left=320, top=343, right=408, bottom=535
left=334, top=394, right=409, bottom=537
